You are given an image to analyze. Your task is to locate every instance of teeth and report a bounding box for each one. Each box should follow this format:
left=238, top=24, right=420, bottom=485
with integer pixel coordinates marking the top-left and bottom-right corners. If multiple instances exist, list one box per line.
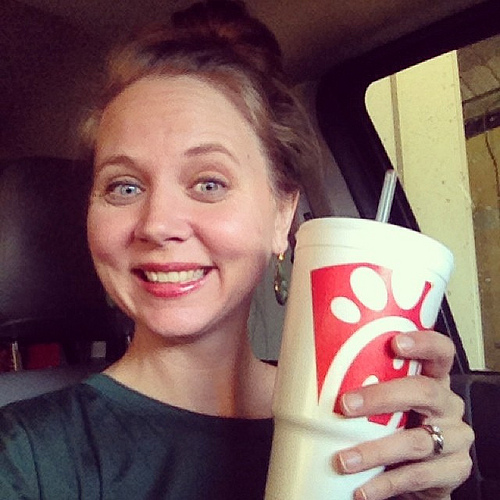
left=144, top=269, right=205, bottom=283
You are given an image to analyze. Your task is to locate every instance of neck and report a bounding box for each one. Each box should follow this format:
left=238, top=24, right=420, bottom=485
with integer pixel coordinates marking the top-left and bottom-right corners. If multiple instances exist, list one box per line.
left=105, top=323, right=276, bottom=418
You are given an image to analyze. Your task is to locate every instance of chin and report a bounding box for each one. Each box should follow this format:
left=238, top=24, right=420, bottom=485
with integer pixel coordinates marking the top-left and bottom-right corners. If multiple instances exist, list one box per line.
left=134, top=317, right=216, bottom=343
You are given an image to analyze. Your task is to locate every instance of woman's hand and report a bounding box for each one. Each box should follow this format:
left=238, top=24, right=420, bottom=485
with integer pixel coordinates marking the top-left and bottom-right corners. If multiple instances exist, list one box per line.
left=333, top=331, right=474, bottom=500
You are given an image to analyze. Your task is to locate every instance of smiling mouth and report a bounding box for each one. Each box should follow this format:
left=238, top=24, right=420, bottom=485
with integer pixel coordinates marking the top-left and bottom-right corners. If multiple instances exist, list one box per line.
left=141, top=269, right=207, bottom=284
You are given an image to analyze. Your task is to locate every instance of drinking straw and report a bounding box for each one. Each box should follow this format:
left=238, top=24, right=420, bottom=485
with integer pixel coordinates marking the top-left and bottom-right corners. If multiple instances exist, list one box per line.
left=375, top=169, right=397, bottom=223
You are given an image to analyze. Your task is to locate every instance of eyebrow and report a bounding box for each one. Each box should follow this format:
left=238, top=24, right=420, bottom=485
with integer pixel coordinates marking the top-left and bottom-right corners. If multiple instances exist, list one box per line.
left=95, top=143, right=240, bottom=172
left=185, top=143, right=239, bottom=164
left=94, top=154, right=136, bottom=173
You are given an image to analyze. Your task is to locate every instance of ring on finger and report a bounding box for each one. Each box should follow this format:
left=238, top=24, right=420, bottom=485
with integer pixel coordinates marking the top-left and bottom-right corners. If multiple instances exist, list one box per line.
left=421, top=424, right=444, bottom=455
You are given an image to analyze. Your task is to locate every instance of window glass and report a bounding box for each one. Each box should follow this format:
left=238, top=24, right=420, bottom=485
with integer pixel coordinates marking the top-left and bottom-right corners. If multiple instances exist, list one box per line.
left=365, top=33, right=500, bottom=371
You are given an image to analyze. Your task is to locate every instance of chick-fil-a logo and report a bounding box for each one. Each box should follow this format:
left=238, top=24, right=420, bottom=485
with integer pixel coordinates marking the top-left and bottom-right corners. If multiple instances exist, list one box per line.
left=311, top=263, right=438, bottom=428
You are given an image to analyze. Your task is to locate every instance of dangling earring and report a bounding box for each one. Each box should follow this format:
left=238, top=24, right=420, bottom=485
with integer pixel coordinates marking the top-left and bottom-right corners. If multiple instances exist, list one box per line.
left=274, top=252, right=288, bottom=306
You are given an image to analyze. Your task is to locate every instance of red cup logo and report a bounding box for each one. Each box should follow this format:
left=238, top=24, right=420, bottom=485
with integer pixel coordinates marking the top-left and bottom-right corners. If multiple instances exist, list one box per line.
left=311, top=263, right=437, bottom=428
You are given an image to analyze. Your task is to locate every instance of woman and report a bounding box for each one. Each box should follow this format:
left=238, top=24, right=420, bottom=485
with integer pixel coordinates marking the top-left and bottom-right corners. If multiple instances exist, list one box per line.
left=0, top=2, right=473, bottom=499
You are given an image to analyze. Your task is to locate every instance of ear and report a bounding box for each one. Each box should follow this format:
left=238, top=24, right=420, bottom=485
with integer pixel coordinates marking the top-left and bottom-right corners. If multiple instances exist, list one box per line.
left=272, top=191, right=300, bottom=255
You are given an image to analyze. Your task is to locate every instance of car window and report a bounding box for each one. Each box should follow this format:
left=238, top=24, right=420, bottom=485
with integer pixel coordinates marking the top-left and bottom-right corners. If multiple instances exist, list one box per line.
left=316, top=1, right=499, bottom=373
left=366, top=33, right=500, bottom=371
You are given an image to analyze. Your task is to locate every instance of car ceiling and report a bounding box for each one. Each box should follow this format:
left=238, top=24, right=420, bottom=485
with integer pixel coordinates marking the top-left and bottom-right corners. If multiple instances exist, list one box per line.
left=13, top=0, right=491, bottom=80
left=2, top=0, right=497, bottom=156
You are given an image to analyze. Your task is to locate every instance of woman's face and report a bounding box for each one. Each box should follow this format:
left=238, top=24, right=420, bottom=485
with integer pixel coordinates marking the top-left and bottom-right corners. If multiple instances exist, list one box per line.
left=87, top=76, right=297, bottom=340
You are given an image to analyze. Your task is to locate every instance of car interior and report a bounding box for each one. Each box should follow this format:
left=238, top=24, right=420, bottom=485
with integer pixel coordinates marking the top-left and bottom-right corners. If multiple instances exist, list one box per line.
left=1, top=0, right=499, bottom=498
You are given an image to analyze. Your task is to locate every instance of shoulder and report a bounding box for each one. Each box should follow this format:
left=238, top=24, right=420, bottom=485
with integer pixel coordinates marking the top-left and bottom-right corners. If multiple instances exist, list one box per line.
left=0, top=375, right=108, bottom=442
left=1, top=375, right=97, bottom=412
left=0, top=376, right=113, bottom=494
left=0, top=385, right=95, bottom=499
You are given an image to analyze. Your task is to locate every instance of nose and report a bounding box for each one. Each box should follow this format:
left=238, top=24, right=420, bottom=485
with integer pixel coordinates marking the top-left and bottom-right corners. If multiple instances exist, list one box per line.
left=133, top=191, right=192, bottom=246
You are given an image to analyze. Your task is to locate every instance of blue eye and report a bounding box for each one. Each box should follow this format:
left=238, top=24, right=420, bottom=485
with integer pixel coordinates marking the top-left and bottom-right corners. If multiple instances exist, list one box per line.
left=192, top=178, right=228, bottom=202
left=196, top=180, right=222, bottom=193
left=115, top=184, right=140, bottom=196
left=105, top=181, right=143, bottom=204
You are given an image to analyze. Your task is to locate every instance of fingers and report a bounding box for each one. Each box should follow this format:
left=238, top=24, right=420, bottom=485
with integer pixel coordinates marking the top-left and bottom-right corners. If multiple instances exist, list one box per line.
left=334, top=423, right=474, bottom=500
left=335, top=421, right=473, bottom=474
left=340, top=375, right=464, bottom=420
left=333, top=330, right=470, bottom=500
left=352, top=453, right=472, bottom=500
left=392, top=331, right=456, bottom=381
left=338, top=330, right=457, bottom=419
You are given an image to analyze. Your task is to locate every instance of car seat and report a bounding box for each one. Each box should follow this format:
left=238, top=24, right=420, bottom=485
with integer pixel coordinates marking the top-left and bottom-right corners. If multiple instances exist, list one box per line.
left=0, top=156, right=131, bottom=376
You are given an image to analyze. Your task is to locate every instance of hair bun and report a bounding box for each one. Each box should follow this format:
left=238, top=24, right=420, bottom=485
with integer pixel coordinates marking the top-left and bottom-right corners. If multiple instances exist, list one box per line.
left=171, top=0, right=283, bottom=76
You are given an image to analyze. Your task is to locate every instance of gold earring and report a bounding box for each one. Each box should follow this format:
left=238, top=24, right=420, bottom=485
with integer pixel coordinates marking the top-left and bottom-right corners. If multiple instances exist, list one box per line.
left=274, top=252, right=288, bottom=306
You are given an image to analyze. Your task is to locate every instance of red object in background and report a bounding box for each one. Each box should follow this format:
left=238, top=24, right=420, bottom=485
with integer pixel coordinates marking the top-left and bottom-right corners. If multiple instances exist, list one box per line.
left=25, top=343, right=61, bottom=370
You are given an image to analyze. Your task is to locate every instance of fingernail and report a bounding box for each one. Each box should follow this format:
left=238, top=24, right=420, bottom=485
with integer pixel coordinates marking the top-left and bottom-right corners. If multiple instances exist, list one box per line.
left=342, top=392, right=364, bottom=413
left=354, top=487, right=368, bottom=500
left=337, top=449, right=362, bottom=472
left=396, top=333, right=415, bottom=353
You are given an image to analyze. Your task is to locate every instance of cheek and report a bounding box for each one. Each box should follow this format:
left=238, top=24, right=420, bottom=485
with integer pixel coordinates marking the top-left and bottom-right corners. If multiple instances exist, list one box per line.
left=87, top=207, right=128, bottom=265
left=200, top=203, right=277, bottom=259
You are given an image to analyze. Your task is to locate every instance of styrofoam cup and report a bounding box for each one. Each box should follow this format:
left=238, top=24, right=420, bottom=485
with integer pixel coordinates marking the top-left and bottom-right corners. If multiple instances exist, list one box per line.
left=265, top=217, right=454, bottom=500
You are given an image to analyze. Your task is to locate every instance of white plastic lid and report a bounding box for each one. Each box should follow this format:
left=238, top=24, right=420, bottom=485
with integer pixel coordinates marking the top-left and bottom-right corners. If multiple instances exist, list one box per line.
left=295, top=217, right=454, bottom=282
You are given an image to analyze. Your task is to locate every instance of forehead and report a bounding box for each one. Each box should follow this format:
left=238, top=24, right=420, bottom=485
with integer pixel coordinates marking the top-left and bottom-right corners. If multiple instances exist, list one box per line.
left=94, top=76, right=274, bottom=187
left=97, top=76, right=259, bottom=147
